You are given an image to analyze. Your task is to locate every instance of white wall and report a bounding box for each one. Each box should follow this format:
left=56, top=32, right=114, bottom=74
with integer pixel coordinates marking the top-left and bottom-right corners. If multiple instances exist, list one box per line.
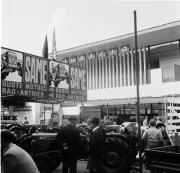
left=88, top=80, right=180, bottom=100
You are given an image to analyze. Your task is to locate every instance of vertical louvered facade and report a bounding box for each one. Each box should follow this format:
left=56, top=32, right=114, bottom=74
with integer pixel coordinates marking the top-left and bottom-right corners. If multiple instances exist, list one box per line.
left=62, top=47, right=150, bottom=90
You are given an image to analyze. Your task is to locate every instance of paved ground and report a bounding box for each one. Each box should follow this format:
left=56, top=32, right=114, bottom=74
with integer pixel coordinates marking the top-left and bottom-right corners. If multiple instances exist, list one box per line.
left=53, top=160, right=150, bottom=173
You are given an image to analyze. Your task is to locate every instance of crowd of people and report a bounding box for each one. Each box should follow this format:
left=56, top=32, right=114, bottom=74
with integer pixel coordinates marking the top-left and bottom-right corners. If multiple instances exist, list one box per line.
left=1, top=115, right=170, bottom=173
left=55, top=116, right=106, bottom=173
left=1, top=116, right=106, bottom=173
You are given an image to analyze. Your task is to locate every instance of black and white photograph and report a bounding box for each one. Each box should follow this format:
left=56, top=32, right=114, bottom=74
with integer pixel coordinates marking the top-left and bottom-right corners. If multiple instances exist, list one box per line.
left=1, top=0, right=180, bottom=173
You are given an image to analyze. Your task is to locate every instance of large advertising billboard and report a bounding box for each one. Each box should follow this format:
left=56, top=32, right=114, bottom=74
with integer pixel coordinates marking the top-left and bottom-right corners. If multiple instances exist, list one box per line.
left=1, top=47, right=87, bottom=104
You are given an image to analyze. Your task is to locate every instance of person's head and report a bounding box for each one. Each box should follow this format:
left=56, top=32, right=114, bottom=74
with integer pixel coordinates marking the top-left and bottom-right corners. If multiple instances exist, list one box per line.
left=90, top=117, right=100, bottom=129
left=63, top=119, right=68, bottom=126
left=149, top=118, right=156, bottom=127
left=67, top=116, right=77, bottom=125
left=156, top=123, right=165, bottom=132
left=99, top=119, right=105, bottom=127
left=156, top=117, right=162, bottom=121
left=1, top=129, right=16, bottom=151
left=24, top=117, right=27, bottom=120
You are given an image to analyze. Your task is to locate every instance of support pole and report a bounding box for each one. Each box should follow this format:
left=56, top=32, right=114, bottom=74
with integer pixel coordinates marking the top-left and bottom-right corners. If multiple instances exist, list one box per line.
left=106, top=104, right=109, bottom=117
left=44, top=106, right=46, bottom=125
left=3, top=105, right=5, bottom=127
left=59, top=102, right=63, bottom=126
left=134, top=10, right=143, bottom=173
left=52, top=104, right=54, bottom=118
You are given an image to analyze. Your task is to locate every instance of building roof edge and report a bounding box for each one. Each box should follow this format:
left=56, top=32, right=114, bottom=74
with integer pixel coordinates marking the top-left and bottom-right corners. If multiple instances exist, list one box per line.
left=57, top=20, right=180, bottom=54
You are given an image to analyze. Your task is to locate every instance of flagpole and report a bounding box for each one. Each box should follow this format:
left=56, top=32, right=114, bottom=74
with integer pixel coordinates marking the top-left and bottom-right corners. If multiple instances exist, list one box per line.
left=134, top=10, right=142, bottom=173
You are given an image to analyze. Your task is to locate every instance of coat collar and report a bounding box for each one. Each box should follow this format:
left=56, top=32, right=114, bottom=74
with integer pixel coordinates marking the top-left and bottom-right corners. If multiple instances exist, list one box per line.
left=93, top=126, right=99, bottom=132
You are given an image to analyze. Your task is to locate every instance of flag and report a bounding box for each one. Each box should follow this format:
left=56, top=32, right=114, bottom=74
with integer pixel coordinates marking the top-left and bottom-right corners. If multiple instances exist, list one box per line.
left=42, top=35, right=49, bottom=59
left=52, top=28, right=57, bottom=60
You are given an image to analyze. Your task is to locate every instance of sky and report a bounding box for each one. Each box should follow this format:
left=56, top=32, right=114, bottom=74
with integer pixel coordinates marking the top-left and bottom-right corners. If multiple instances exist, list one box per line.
left=1, top=0, right=180, bottom=57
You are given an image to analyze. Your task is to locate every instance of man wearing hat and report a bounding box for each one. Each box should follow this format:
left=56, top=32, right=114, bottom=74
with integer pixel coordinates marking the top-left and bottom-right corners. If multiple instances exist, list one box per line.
left=56, top=116, right=80, bottom=173
left=88, top=117, right=106, bottom=173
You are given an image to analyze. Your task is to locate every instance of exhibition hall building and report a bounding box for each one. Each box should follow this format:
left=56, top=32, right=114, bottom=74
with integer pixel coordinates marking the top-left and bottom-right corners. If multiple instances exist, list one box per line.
left=56, top=20, right=180, bottom=123
left=1, top=20, right=180, bottom=126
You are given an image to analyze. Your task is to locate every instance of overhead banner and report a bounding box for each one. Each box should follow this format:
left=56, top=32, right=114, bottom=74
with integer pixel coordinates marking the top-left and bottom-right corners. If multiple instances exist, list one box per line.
left=1, top=47, right=87, bottom=103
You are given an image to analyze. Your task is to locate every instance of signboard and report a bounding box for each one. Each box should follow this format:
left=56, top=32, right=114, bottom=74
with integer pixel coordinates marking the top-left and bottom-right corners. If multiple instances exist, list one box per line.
left=1, top=47, right=87, bottom=103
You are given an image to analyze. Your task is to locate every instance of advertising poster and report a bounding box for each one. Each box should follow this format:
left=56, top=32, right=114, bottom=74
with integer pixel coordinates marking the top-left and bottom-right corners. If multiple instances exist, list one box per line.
left=22, top=53, right=49, bottom=98
left=1, top=48, right=23, bottom=82
left=49, top=60, right=69, bottom=89
left=1, top=47, right=87, bottom=103
left=1, top=48, right=23, bottom=97
left=70, top=66, right=87, bottom=102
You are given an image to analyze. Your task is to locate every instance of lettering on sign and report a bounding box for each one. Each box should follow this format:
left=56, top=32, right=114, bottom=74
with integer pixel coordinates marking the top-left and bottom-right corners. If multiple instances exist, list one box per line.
left=2, top=81, right=23, bottom=89
left=1, top=47, right=87, bottom=103
left=19, top=90, right=44, bottom=98
left=71, top=67, right=86, bottom=90
left=24, top=55, right=47, bottom=84
left=2, top=88, right=16, bottom=95
left=25, top=83, right=47, bottom=92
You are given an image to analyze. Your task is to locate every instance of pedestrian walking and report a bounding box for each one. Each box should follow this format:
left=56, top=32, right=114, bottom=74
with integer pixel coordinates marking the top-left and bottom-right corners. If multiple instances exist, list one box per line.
left=141, top=119, right=163, bottom=149
left=1, top=129, right=40, bottom=173
left=143, top=116, right=148, bottom=127
left=56, top=116, right=80, bottom=173
left=87, top=117, right=106, bottom=173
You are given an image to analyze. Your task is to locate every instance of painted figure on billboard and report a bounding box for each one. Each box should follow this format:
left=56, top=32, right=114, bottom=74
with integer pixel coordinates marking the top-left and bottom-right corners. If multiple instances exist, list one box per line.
left=1, top=49, right=23, bottom=81
left=49, top=61, right=70, bottom=88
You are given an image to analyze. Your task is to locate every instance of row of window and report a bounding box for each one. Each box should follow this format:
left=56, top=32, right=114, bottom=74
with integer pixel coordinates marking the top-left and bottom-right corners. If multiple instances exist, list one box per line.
left=167, top=109, right=180, bottom=113
left=167, top=103, right=180, bottom=107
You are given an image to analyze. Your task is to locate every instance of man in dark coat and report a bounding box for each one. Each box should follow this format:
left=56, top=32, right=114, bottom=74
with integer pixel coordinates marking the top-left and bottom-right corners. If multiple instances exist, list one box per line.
left=88, top=117, right=106, bottom=173
left=56, top=116, right=80, bottom=173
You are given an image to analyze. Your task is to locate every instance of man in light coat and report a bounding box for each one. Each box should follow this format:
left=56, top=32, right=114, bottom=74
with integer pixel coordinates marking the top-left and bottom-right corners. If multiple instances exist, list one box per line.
left=141, top=119, right=163, bottom=149
left=1, top=129, right=40, bottom=173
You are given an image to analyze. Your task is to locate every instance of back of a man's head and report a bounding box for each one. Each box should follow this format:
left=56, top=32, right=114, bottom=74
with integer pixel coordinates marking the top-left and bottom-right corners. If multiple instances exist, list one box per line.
left=156, top=122, right=165, bottom=129
left=149, top=119, right=156, bottom=127
left=1, top=129, right=15, bottom=143
left=67, top=116, right=77, bottom=125
left=91, top=117, right=100, bottom=126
